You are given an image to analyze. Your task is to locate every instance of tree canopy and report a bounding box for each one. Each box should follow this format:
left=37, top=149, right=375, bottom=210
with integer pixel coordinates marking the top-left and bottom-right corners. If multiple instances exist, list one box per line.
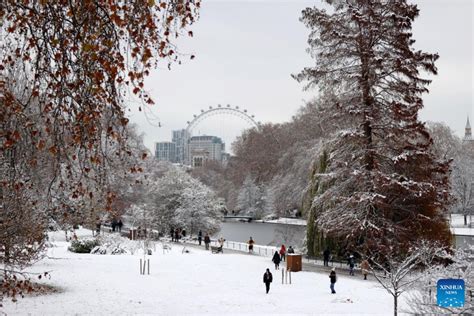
left=296, top=0, right=452, bottom=256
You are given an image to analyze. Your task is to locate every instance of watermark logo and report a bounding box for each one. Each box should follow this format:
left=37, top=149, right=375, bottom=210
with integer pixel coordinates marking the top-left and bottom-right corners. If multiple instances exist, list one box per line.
left=437, top=279, right=465, bottom=308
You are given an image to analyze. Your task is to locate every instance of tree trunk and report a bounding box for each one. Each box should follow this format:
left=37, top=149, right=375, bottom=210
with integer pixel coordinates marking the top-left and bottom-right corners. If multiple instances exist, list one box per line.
left=394, top=294, right=398, bottom=316
left=464, top=214, right=467, bottom=226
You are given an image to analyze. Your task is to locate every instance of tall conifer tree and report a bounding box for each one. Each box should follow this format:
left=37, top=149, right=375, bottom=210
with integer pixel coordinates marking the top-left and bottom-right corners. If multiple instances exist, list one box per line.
left=295, top=0, right=451, bottom=255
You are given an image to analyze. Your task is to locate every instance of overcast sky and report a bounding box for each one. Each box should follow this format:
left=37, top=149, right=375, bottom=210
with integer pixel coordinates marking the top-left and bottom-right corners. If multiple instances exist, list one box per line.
left=128, top=0, right=473, bottom=153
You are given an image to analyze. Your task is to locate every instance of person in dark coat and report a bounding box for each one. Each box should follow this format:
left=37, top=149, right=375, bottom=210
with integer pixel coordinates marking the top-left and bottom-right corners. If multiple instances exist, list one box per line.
left=111, top=219, right=117, bottom=232
left=263, top=268, right=273, bottom=294
left=198, top=230, right=203, bottom=246
left=117, top=220, right=123, bottom=232
left=348, top=254, right=355, bottom=276
left=204, top=233, right=211, bottom=250
left=272, top=251, right=281, bottom=270
left=174, top=228, right=179, bottom=242
left=182, top=229, right=186, bottom=238
left=323, top=248, right=331, bottom=267
left=329, top=268, right=337, bottom=294
left=170, top=227, right=175, bottom=242
left=287, top=246, right=295, bottom=254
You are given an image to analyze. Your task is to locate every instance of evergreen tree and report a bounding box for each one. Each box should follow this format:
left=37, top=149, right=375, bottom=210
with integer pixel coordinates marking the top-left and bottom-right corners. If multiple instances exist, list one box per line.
left=295, top=0, right=451, bottom=256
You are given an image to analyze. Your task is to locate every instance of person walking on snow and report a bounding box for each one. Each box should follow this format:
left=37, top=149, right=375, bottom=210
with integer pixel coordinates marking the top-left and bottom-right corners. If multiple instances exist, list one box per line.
left=360, top=258, right=370, bottom=280
left=204, top=233, right=211, bottom=250
left=272, top=251, right=281, bottom=270
left=279, top=244, right=286, bottom=262
left=198, top=230, right=202, bottom=246
left=329, top=268, right=337, bottom=294
left=323, top=248, right=331, bottom=267
left=348, top=254, right=355, bottom=276
left=248, top=237, right=255, bottom=253
left=263, top=268, right=273, bottom=294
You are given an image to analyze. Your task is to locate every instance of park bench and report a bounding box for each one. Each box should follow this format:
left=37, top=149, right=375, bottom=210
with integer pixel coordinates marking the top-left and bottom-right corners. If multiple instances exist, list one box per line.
left=211, top=245, right=223, bottom=254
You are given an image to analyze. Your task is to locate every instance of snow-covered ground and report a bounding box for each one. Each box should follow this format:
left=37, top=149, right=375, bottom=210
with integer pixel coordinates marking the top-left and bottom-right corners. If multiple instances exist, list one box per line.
left=451, top=214, right=473, bottom=228
left=3, top=230, right=405, bottom=315
left=259, top=217, right=307, bottom=226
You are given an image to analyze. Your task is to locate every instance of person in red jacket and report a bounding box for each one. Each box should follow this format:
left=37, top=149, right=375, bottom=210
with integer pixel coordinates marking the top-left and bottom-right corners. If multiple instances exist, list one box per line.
left=279, top=244, right=286, bottom=262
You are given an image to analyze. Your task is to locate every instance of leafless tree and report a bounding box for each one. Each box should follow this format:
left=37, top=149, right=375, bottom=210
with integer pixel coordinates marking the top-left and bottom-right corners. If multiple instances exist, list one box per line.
left=369, top=241, right=447, bottom=316
left=406, top=246, right=474, bottom=315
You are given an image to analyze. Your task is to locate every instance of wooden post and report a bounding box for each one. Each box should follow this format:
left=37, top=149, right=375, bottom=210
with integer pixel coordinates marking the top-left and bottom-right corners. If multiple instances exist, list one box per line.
left=285, top=268, right=288, bottom=284
left=147, top=259, right=150, bottom=275
left=282, top=268, right=284, bottom=284
left=140, top=259, right=143, bottom=275
left=289, top=269, right=292, bottom=284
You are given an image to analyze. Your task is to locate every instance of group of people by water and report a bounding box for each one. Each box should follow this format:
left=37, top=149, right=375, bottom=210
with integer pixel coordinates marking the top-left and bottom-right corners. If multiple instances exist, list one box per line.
left=167, top=229, right=371, bottom=295
left=171, top=229, right=216, bottom=251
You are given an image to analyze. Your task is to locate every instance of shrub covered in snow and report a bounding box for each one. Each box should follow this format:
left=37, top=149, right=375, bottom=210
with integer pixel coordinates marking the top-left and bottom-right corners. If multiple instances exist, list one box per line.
left=90, top=246, right=107, bottom=255
left=68, top=233, right=149, bottom=255
left=92, top=233, right=138, bottom=255
left=68, top=238, right=99, bottom=253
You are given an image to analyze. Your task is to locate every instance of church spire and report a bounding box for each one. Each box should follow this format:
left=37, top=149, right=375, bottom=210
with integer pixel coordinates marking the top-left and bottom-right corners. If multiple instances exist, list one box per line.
left=464, top=116, right=472, bottom=141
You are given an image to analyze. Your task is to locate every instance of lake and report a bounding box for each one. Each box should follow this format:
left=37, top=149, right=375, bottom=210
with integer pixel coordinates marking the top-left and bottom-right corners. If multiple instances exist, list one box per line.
left=215, top=220, right=306, bottom=248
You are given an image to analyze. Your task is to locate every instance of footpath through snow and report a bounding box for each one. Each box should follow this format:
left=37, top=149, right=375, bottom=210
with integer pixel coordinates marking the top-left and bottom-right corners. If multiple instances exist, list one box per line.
left=3, top=230, right=407, bottom=315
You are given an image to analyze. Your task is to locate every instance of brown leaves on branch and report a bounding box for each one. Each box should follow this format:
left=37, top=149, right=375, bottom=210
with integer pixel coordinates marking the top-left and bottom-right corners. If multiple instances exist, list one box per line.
left=0, top=0, right=200, bottom=280
left=1, top=0, right=200, bottom=157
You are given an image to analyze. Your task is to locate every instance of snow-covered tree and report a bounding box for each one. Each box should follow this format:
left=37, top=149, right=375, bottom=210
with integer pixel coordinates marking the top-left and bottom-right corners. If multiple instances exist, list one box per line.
left=368, top=241, right=446, bottom=316
left=132, top=164, right=224, bottom=236
left=237, top=176, right=259, bottom=215
left=406, top=247, right=474, bottom=315
left=176, top=181, right=225, bottom=235
left=237, top=176, right=273, bottom=219
left=295, top=0, right=452, bottom=255
left=452, top=152, right=474, bottom=225
left=270, top=142, right=320, bottom=216
left=428, top=122, right=474, bottom=224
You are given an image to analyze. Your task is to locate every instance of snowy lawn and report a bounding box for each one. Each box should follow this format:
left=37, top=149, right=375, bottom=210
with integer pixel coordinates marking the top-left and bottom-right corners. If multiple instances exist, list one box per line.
left=4, top=231, right=407, bottom=315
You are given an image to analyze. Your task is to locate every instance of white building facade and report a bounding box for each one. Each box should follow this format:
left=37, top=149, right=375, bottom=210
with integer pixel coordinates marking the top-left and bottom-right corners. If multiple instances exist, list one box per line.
left=188, top=135, right=225, bottom=167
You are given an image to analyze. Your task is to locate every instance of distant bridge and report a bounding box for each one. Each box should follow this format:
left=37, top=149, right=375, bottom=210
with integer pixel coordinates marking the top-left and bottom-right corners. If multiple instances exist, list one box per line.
left=223, top=215, right=255, bottom=222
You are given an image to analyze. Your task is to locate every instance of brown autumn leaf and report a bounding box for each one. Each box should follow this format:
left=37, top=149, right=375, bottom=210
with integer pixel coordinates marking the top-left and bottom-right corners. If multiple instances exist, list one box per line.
left=4, top=139, right=15, bottom=148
